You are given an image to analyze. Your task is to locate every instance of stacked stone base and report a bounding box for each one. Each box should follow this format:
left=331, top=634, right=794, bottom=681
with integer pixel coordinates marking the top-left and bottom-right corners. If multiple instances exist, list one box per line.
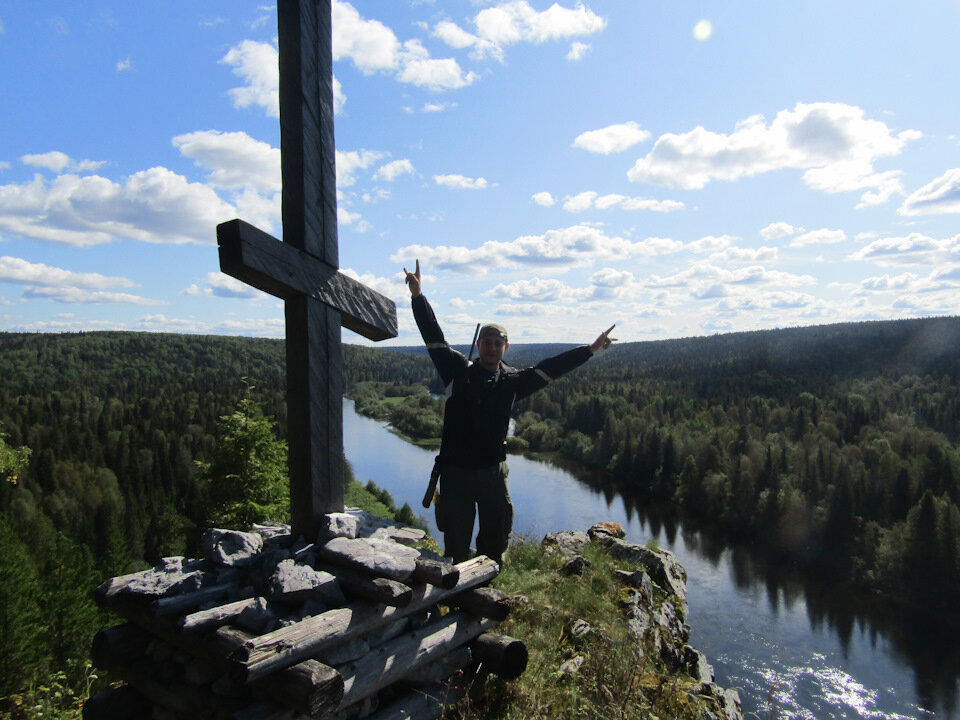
left=85, top=510, right=526, bottom=720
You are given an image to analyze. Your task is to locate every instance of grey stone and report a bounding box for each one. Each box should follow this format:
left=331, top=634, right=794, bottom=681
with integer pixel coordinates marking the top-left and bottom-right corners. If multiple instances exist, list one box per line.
left=318, top=512, right=359, bottom=541
left=116, top=566, right=206, bottom=599
left=369, top=525, right=426, bottom=546
left=235, top=597, right=276, bottom=634
left=202, top=528, right=264, bottom=567
left=556, top=655, right=585, bottom=678
left=587, top=521, right=626, bottom=541
left=268, top=558, right=345, bottom=605
left=318, top=537, right=419, bottom=581
left=561, top=554, right=591, bottom=576
left=594, top=536, right=687, bottom=601
left=541, top=530, right=590, bottom=558
left=684, top=645, right=715, bottom=691
left=613, top=568, right=655, bottom=599
left=721, top=688, right=742, bottom=720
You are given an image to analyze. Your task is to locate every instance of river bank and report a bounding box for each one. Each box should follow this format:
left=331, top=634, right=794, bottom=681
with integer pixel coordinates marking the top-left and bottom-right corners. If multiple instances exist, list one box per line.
left=344, top=397, right=958, bottom=719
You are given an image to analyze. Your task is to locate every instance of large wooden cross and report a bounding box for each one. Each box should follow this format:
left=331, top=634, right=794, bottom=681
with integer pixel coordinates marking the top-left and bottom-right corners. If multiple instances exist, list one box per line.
left=216, top=0, right=397, bottom=539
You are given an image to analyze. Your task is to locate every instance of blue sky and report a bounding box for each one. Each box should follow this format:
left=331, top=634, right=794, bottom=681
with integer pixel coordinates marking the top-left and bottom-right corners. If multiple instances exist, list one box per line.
left=1, top=1, right=959, bottom=346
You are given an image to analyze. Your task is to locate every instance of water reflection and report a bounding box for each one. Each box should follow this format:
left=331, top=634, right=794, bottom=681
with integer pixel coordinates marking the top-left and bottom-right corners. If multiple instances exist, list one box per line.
left=343, top=401, right=958, bottom=719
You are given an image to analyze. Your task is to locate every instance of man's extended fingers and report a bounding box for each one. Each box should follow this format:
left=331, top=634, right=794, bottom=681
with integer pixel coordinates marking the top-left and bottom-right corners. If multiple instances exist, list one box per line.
left=415, top=258, right=420, bottom=276
left=604, top=324, right=616, bottom=336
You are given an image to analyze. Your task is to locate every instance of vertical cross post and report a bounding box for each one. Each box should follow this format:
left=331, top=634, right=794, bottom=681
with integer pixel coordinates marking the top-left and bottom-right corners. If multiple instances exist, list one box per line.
left=216, top=0, right=397, bottom=539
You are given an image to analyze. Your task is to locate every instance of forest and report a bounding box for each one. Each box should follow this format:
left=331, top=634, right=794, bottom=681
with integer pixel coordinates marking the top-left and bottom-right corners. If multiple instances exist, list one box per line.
left=1, top=317, right=959, bottom=714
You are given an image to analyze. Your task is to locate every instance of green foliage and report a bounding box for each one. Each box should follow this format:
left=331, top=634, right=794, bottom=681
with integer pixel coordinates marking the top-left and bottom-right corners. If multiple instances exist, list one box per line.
left=0, top=423, right=30, bottom=485
left=198, top=382, right=289, bottom=528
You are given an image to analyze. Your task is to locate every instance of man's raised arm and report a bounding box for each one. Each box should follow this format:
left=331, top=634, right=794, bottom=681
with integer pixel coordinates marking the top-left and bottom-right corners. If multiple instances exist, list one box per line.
left=404, top=259, right=466, bottom=384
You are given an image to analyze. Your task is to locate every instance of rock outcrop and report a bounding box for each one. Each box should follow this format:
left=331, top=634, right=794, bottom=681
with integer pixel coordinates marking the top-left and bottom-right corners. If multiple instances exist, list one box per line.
left=543, top=522, right=743, bottom=720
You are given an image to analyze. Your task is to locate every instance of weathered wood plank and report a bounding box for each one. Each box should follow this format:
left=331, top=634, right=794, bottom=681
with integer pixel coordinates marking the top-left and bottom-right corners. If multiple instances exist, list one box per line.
left=470, top=633, right=528, bottom=680
left=411, top=557, right=460, bottom=589
left=179, top=598, right=264, bottom=633
left=150, top=583, right=239, bottom=617
left=252, top=659, right=342, bottom=717
left=336, top=611, right=496, bottom=710
left=217, top=220, right=397, bottom=341
left=446, top=586, right=512, bottom=621
left=230, top=556, right=500, bottom=683
left=317, top=563, right=413, bottom=607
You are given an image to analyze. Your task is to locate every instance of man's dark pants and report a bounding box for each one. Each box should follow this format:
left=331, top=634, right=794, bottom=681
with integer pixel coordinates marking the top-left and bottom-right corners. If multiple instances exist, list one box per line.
left=437, top=462, right=513, bottom=566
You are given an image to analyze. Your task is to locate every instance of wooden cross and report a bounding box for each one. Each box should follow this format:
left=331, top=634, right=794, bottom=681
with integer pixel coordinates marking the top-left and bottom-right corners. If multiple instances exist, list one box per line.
left=216, top=0, right=397, bottom=539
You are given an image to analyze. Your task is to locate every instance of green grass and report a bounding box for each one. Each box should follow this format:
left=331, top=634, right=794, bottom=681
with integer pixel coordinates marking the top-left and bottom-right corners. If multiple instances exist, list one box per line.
left=454, top=538, right=727, bottom=720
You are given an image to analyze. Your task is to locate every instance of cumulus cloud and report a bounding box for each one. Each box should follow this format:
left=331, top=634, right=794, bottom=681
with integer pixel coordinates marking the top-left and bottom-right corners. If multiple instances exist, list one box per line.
left=853, top=272, right=918, bottom=294
left=0, top=169, right=235, bottom=246
left=789, top=228, right=846, bottom=247
left=373, top=159, right=414, bottom=181
left=899, top=168, right=960, bottom=216
left=0, top=256, right=160, bottom=305
left=848, top=232, right=960, bottom=266
left=627, top=102, right=920, bottom=206
left=486, top=277, right=579, bottom=302
left=686, top=235, right=735, bottom=254
left=709, top=246, right=778, bottom=263
left=116, top=56, right=132, bottom=72
left=221, top=39, right=280, bottom=118
left=561, top=190, right=684, bottom=212
left=434, top=174, right=489, bottom=189
left=532, top=191, right=555, bottom=206
left=646, top=263, right=816, bottom=292
left=573, top=121, right=651, bottom=154
left=567, top=42, right=590, bottom=60
left=338, top=149, right=387, bottom=187
left=434, top=2, right=607, bottom=62
left=760, top=222, right=797, bottom=240
left=334, top=2, right=475, bottom=90
left=21, top=151, right=105, bottom=173
left=173, top=130, right=280, bottom=192
left=392, top=224, right=679, bottom=274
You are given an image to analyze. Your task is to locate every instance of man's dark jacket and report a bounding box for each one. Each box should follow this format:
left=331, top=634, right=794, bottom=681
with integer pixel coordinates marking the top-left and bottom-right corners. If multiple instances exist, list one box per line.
left=412, top=294, right=593, bottom=468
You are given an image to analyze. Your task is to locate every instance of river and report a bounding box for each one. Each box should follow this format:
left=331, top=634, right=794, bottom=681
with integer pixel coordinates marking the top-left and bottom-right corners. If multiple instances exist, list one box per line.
left=343, top=399, right=958, bottom=719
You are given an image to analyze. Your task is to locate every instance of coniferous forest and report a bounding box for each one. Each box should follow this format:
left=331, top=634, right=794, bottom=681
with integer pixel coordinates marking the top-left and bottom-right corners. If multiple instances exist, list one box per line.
left=1, top=317, right=959, bottom=713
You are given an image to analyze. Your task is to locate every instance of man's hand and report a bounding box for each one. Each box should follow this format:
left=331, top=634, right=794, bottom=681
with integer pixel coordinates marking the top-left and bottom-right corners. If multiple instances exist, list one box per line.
left=589, top=324, right=617, bottom=354
left=404, top=259, right=422, bottom=298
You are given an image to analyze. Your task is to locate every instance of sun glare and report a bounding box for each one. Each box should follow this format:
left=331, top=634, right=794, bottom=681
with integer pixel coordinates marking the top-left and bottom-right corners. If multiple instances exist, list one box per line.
left=693, top=19, right=713, bottom=41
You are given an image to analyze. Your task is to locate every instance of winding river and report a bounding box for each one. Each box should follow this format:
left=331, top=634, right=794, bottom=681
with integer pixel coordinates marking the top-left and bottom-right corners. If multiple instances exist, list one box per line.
left=343, top=399, right=958, bottom=719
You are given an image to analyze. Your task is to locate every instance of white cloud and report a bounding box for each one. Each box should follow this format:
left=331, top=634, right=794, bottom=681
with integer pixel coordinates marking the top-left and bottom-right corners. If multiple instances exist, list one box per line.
left=686, top=235, right=735, bottom=254
left=573, top=121, right=651, bottom=154
left=561, top=190, right=684, bottom=212
left=434, top=174, right=489, bottom=189
left=340, top=267, right=408, bottom=302
left=0, top=169, right=235, bottom=246
left=899, top=168, right=960, bottom=216
left=206, top=272, right=263, bottom=299
left=0, top=162, right=10, bottom=172
left=790, top=228, right=846, bottom=247
left=563, top=191, right=597, bottom=212
left=848, top=232, right=960, bottom=266
left=221, top=39, right=280, bottom=118
left=760, top=222, right=796, bottom=240
left=628, top=103, right=920, bottom=206
left=374, top=159, right=414, bottom=181
left=0, top=256, right=134, bottom=289
left=567, top=42, right=590, bottom=60
left=434, top=1, right=606, bottom=62
left=532, top=191, right=555, bottom=206
left=421, top=101, right=456, bottom=113
left=486, top=277, right=578, bottom=302
left=21, top=151, right=105, bottom=174
left=710, top=246, right=778, bottom=263
left=334, top=2, right=475, bottom=90
left=22, top=287, right=162, bottom=305
left=173, top=130, right=281, bottom=192
left=333, top=76, right=346, bottom=114
left=393, top=224, right=677, bottom=274
left=854, top=272, right=918, bottom=294
left=338, top=149, right=387, bottom=187
left=647, top=263, right=816, bottom=292
left=116, top=56, right=132, bottom=72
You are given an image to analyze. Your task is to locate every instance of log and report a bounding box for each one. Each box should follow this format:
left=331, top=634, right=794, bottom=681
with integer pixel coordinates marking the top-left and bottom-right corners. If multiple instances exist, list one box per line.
left=337, top=611, right=496, bottom=711
left=252, top=659, right=343, bottom=717
left=82, top=685, right=151, bottom=720
left=447, top=586, right=512, bottom=621
left=317, top=564, right=412, bottom=607
left=230, top=556, right=499, bottom=684
left=150, top=583, right=239, bottom=617
left=363, top=682, right=466, bottom=720
left=411, top=557, right=459, bottom=589
left=399, top=644, right=472, bottom=685
left=91, top=623, right=151, bottom=671
left=470, top=633, right=528, bottom=680
left=180, top=597, right=264, bottom=633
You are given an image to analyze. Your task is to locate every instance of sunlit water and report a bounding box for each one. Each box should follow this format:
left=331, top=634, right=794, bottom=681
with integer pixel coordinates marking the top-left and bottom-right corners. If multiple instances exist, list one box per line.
left=344, top=400, right=957, bottom=719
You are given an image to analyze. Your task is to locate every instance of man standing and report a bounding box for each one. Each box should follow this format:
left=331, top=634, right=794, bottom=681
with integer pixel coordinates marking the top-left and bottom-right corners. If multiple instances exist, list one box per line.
left=404, top=259, right=616, bottom=565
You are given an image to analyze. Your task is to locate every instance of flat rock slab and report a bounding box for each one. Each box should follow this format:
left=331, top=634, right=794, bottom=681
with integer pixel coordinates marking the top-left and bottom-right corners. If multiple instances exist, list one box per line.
left=318, top=512, right=359, bottom=541
left=541, top=530, right=589, bottom=558
left=269, top=559, right=345, bottom=606
left=598, top=538, right=687, bottom=601
left=202, top=529, right=264, bottom=567
left=318, top=537, right=419, bottom=581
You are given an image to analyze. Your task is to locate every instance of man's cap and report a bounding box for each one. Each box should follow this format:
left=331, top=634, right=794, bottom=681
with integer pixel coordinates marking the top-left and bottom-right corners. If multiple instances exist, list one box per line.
left=478, top=323, right=508, bottom=342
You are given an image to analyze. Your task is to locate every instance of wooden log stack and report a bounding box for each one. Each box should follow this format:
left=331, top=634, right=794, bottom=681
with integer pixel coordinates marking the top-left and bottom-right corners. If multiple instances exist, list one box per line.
left=85, top=510, right=527, bottom=720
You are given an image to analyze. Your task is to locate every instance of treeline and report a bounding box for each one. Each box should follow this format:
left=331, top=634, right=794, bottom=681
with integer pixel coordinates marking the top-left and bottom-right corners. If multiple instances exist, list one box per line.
left=0, top=331, right=430, bottom=712
left=507, top=317, right=960, bottom=613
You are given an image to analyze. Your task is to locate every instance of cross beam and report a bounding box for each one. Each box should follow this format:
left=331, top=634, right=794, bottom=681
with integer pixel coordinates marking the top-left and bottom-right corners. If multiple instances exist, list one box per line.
left=215, top=0, right=397, bottom=539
